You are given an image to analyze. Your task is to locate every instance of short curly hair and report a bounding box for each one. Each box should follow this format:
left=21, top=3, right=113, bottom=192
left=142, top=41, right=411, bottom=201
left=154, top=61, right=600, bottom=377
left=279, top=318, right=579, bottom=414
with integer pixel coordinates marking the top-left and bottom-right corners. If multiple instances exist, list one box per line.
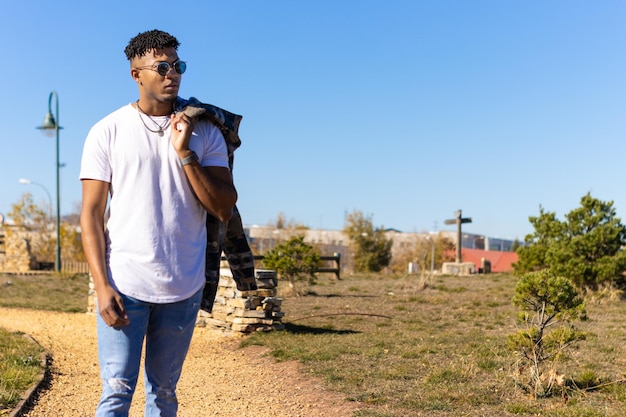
left=124, top=29, right=180, bottom=61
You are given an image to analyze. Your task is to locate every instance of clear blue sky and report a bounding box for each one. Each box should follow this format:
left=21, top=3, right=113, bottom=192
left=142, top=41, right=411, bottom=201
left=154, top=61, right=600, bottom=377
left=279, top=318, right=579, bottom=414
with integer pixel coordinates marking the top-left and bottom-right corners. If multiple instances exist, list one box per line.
left=1, top=1, right=625, bottom=241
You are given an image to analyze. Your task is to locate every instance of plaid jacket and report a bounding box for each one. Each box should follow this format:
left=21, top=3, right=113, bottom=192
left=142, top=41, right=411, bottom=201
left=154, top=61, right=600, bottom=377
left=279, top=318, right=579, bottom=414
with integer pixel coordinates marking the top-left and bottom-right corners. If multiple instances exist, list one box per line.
left=175, top=97, right=257, bottom=312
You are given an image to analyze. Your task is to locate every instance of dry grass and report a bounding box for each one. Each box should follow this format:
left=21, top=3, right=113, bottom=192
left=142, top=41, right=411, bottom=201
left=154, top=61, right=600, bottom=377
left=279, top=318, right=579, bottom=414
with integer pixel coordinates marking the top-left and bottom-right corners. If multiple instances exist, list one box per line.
left=243, top=273, right=626, bottom=416
left=0, top=273, right=89, bottom=313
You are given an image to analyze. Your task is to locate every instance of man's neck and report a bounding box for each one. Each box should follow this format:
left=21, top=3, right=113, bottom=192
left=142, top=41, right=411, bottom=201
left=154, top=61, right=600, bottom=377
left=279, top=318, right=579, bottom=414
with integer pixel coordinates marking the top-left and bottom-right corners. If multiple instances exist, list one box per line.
left=136, top=98, right=175, bottom=116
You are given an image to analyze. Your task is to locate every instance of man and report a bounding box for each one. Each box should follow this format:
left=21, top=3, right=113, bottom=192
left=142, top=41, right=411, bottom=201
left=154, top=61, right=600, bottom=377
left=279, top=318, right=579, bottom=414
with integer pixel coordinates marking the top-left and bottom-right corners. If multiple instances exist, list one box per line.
left=80, top=29, right=237, bottom=417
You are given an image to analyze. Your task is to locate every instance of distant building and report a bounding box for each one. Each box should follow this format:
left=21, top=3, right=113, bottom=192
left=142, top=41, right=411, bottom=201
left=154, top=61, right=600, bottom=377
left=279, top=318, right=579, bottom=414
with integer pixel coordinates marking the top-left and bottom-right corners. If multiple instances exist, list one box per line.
left=435, top=231, right=519, bottom=252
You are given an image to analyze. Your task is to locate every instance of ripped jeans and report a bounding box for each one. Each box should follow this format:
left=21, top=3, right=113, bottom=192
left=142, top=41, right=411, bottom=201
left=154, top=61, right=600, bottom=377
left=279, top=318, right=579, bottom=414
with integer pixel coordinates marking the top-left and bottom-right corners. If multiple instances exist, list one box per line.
left=95, top=288, right=202, bottom=417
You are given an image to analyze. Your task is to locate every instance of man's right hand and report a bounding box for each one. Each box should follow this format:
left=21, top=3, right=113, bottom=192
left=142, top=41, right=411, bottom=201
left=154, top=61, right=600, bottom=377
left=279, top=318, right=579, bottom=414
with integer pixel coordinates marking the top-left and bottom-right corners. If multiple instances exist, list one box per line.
left=97, top=287, right=130, bottom=328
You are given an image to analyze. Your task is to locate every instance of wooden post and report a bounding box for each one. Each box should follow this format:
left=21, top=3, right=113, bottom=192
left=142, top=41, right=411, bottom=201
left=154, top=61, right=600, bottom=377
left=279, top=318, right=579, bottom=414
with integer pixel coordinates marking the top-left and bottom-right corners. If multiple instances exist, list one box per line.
left=444, top=210, right=472, bottom=263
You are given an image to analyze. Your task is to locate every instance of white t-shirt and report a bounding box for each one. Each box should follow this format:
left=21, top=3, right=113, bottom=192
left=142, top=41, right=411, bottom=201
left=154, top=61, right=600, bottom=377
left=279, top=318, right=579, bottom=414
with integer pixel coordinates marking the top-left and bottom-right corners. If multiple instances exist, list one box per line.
left=79, top=103, right=229, bottom=303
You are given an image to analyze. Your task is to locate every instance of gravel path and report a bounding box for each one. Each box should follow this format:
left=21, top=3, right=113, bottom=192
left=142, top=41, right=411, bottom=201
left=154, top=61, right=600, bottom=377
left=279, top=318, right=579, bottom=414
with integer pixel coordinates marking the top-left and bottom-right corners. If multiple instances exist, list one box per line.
left=0, top=307, right=361, bottom=417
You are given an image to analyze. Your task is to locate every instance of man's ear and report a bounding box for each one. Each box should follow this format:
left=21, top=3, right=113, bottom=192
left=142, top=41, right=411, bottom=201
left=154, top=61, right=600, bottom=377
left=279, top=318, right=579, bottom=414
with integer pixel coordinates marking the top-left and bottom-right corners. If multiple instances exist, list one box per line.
left=131, top=68, right=141, bottom=83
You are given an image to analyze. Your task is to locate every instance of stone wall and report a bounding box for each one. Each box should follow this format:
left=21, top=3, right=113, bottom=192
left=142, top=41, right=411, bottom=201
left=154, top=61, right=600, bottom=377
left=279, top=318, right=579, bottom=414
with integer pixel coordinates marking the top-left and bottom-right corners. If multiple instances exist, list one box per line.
left=0, top=229, right=35, bottom=272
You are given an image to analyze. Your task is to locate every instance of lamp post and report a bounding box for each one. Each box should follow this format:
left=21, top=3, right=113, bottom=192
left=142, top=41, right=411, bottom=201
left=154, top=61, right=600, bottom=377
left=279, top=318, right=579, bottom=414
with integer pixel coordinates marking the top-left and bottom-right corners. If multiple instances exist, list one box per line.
left=36, top=91, right=62, bottom=272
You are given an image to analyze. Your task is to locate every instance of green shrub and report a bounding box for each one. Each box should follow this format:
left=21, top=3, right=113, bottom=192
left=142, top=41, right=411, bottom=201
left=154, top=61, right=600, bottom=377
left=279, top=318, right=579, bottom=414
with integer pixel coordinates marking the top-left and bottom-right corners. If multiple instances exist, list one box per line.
left=508, top=269, right=586, bottom=397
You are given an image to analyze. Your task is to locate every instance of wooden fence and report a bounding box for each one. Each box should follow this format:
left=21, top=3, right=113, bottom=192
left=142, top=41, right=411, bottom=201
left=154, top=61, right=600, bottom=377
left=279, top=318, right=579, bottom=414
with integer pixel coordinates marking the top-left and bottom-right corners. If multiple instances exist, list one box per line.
left=224, top=252, right=342, bottom=280
left=61, top=261, right=90, bottom=274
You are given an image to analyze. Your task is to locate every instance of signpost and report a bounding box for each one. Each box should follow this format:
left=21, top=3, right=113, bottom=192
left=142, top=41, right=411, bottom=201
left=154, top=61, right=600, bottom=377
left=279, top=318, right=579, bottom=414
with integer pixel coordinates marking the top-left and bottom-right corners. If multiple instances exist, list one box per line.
left=444, top=210, right=472, bottom=263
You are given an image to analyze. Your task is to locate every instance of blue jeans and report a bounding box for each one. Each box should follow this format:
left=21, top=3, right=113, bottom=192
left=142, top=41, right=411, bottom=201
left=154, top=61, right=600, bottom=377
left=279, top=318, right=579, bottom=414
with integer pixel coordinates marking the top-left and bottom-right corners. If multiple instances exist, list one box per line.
left=95, top=288, right=202, bottom=417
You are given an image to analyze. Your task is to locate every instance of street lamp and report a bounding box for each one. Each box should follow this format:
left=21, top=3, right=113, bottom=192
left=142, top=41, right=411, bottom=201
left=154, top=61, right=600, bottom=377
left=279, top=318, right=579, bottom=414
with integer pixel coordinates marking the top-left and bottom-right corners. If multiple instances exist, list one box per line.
left=36, top=91, right=62, bottom=272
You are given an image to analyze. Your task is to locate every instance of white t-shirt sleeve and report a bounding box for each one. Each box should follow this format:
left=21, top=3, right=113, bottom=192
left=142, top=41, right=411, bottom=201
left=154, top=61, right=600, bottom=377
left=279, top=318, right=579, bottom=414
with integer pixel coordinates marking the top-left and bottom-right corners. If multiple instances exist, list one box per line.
left=193, top=120, right=229, bottom=169
left=80, top=118, right=114, bottom=182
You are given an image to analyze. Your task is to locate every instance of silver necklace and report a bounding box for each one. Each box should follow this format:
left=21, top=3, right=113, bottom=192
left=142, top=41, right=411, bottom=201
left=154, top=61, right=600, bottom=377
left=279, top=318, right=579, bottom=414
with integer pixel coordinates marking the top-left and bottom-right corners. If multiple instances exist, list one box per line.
left=136, top=100, right=171, bottom=137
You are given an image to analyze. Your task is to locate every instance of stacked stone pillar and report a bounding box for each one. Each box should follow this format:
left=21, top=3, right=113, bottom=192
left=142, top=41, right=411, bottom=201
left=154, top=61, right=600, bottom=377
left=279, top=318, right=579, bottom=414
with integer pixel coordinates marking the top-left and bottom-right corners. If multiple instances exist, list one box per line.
left=197, top=269, right=284, bottom=333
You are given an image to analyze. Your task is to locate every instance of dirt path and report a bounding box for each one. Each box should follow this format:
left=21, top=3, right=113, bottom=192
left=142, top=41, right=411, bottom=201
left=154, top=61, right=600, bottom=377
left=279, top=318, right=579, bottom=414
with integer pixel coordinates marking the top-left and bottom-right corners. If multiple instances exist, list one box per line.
left=0, top=307, right=361, bottom=417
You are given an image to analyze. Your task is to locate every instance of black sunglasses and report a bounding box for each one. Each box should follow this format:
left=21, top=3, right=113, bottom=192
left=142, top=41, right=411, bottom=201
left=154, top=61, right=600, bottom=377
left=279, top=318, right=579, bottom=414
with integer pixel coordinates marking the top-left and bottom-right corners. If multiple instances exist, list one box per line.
left=135, top=60, right=187, bottom=76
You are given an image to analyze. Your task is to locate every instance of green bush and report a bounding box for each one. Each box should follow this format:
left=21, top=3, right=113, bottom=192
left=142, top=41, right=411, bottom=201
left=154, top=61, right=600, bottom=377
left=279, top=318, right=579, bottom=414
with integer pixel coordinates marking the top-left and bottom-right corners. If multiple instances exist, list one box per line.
left=508, top=269, right=587, bottom=397
left=262, top=235, right=320, bottom=295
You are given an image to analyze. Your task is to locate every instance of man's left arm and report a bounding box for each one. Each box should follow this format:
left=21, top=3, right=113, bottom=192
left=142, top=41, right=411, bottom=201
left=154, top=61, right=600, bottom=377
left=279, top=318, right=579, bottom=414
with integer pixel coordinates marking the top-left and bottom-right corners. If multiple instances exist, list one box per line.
left=185, top=163, right=237, bottom=222
left=170, top=111, right=237, bottom=222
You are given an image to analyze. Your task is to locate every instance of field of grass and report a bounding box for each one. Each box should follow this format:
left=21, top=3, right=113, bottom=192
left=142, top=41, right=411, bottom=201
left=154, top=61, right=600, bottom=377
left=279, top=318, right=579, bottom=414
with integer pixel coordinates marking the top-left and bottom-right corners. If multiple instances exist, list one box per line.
left=2, top=272, right=626, bottom=416
left=243, top=273, right=626, bottom=416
